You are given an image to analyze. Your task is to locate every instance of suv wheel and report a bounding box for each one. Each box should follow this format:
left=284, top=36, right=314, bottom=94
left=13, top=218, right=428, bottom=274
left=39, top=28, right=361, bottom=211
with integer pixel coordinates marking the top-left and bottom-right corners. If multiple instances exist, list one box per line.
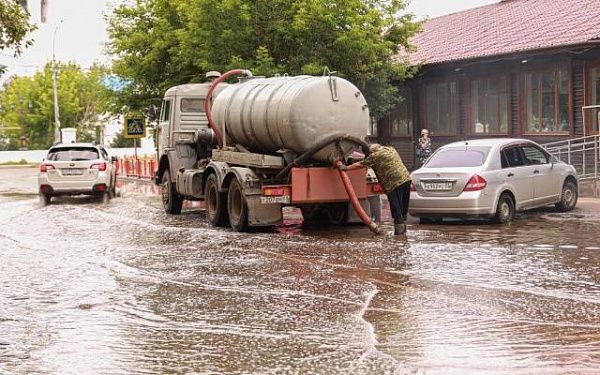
left=40, top=193, right=51, bottom=206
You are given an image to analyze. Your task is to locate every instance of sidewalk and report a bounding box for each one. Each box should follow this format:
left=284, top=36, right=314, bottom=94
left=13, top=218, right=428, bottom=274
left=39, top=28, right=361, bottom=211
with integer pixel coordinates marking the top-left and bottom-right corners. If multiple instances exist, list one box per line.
left=574, top=197, right=600, bottom=217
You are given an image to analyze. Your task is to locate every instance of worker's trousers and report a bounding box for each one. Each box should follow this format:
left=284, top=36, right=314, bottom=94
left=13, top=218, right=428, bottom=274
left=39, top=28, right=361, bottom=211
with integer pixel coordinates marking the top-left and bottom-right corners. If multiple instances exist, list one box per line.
left=387, top=181, right=411, bottom=224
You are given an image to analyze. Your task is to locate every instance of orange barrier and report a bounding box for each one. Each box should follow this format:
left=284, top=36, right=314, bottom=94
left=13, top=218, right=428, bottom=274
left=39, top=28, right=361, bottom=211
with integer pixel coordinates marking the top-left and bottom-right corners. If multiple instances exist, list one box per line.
left=112, top=156, right=157, bottom=179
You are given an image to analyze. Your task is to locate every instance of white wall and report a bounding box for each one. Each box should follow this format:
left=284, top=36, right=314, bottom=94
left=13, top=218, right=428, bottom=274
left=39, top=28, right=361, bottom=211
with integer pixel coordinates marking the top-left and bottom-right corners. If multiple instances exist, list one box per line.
left=0, top=147, right=156, bottom=164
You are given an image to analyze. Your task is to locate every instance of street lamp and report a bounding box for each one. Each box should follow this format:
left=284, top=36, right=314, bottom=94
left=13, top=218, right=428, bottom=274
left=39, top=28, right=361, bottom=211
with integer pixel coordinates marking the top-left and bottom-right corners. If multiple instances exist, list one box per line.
left=52, top=19, right=63, bottom=144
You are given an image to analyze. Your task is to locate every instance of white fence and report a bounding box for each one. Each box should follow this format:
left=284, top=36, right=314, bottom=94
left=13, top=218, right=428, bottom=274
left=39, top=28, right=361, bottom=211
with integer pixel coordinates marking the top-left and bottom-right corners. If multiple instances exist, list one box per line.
left=0, top=147, right=156, bottom=164
left=543, top=135, right=600, bottom=180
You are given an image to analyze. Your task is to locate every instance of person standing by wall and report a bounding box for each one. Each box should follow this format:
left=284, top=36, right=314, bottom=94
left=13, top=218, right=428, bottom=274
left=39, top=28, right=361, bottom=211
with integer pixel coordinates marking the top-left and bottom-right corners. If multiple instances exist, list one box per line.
left=338, top=144, right=411, bottom=235
left=416, top=129, right=433, bottom=165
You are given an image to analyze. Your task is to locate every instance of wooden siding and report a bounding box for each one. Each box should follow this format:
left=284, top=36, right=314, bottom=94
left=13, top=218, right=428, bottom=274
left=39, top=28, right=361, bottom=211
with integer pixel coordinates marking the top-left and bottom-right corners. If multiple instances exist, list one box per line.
left=572, top=60, right=585, bottom=135
left=510, top=73, right=519, bottom=136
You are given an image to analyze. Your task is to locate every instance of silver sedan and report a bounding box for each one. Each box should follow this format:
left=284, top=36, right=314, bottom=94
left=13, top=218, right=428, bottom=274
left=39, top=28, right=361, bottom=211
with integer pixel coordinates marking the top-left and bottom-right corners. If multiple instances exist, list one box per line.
left=409, top=138, right=579, bottom=224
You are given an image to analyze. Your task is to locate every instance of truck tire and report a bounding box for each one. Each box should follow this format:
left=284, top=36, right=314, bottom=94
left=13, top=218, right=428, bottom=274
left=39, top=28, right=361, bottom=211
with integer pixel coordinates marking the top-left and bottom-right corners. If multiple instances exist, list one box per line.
left=162, top=170, right=183, bottom=214
left=227, top=178, right=248, bottom=232
left=325, top=203, right=348, bottom=225
left=205, top=173, right=228, bottom=227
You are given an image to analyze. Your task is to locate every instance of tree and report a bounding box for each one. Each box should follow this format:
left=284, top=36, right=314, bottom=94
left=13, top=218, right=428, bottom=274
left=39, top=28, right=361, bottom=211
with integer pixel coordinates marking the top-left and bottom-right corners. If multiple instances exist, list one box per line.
left=0, top=63, right=114, bottom=150
left=0, top=0, right=36, bottom=58
left=110, top=129, right=135, bottom=148
left=106, top=0, right=420, bottom=119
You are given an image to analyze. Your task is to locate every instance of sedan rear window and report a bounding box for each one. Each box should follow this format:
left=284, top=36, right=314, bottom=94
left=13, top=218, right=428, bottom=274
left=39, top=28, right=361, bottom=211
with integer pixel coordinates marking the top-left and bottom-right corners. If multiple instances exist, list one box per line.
left=47, top=147, right=99, bottom=161
left=425, top=146, right=491, bottom=168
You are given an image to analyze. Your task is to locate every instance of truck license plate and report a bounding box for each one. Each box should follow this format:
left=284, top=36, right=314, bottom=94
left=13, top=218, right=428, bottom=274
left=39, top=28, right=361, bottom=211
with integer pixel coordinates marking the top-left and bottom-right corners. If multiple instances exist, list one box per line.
left=260, top=195, right=290, bottom=204
left=422, top=182, right=453, bottom=191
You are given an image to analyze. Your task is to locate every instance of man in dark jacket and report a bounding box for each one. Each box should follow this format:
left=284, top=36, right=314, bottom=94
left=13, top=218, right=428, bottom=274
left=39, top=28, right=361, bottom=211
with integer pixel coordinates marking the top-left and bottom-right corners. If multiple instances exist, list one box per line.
left=339, top=144, right=411, bottom=235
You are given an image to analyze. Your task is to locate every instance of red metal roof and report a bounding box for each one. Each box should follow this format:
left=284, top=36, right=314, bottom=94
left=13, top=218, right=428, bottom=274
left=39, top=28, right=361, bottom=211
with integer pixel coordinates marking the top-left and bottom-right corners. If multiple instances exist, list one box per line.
left=405, top=0, right=600, bottom=66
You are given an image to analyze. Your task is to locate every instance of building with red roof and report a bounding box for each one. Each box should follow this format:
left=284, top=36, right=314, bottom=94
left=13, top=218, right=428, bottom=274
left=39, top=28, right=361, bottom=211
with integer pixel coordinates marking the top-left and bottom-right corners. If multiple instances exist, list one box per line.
left=375, top=0, right=600, bottom=168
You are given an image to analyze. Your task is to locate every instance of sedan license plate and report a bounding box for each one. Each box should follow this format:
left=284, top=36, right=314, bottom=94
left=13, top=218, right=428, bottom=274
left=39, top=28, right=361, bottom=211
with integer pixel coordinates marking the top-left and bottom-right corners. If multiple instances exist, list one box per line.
left=62, top=168, right=84, bottom=176
left=422, top=182, right=453, bottom=191
left=260, top=195, right=290, bottom=204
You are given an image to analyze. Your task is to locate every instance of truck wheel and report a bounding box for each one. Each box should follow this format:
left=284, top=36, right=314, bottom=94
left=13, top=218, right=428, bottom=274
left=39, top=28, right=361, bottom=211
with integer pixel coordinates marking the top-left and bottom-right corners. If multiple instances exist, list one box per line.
left=227, top=178, right=248, bottom=232
left=494, top=193, right=515, bottom=224
left=325, top=203, right=347, bottom=225
left=162, top=170, right=183, bottom=214
left=555, top=180, right=578, bottom=212
left=205, top=174, right=228, bottom=226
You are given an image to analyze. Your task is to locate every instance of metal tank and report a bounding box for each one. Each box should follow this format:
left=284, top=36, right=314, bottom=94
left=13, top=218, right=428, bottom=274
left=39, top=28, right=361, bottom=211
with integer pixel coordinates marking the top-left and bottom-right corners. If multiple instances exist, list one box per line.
left=210, top=75, right=370, bottom=163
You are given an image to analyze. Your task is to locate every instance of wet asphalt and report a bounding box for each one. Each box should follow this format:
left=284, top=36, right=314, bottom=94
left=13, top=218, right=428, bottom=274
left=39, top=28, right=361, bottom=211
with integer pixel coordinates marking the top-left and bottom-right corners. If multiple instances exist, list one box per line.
left=1, top=167, right=599, bottom=375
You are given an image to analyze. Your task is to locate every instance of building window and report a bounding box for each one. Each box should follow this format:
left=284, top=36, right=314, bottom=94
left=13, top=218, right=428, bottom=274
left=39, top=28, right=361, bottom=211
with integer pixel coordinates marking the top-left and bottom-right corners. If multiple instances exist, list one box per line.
left=471, top=77, right=508, bottom=134
left=523, top=69, right=569, bottom=133
left=425, top=81, right=459, bottom=135
left=590, top=67, right=600, bottom=133
left=386, top=89, right=412, bottom=137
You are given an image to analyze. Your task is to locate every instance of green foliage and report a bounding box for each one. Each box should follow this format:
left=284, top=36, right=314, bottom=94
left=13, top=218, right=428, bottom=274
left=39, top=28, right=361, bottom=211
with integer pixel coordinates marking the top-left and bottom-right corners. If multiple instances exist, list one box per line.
left=110, top=129, right=135, bottom=147
left=0, top=0, right=36, bottom=57
left=0, top=63, right=113, bottom=150
left=106, top=0, right=420, bottom=119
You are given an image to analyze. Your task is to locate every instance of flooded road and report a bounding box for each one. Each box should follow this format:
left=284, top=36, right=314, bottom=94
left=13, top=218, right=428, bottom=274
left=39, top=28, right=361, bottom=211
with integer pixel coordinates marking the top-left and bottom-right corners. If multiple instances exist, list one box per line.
left=1, top=167, right=599, bottom=374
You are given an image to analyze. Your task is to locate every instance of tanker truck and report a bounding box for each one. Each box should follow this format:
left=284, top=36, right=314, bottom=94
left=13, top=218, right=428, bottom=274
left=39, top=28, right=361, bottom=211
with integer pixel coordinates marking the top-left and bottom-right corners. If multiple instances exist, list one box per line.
left=154, top=69, right=384, bottom=232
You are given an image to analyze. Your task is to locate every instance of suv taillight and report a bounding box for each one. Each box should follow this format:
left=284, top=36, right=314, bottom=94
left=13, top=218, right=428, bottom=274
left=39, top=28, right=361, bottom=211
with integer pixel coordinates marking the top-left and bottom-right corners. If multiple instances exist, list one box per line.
left=40, top=164, right=54, bottom=172
left=90, top=162, right=107, bottom=171
left=463, top=174, right=487, bottom=191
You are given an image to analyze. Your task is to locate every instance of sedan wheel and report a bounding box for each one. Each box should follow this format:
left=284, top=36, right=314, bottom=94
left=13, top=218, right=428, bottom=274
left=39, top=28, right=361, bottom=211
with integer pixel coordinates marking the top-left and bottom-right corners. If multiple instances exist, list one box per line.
left=555, top=180, right=578, bottom=212
left=494, top=193, right=515, bottom=224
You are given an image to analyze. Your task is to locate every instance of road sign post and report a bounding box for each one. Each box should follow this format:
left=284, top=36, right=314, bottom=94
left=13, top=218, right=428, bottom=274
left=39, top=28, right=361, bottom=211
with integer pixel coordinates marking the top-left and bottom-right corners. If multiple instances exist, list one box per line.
left=124, top=117, right=146, bottom=161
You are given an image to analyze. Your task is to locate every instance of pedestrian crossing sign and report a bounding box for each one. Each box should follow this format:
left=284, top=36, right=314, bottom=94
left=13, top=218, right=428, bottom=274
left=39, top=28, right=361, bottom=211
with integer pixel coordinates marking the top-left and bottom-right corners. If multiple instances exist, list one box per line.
left=124, top=117, right=146, bottom=139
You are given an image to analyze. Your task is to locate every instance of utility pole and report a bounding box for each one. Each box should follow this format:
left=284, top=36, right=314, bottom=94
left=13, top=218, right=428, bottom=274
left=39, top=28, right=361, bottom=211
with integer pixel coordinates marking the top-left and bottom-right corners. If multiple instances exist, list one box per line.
left=52, top=20, right=63, bottom=144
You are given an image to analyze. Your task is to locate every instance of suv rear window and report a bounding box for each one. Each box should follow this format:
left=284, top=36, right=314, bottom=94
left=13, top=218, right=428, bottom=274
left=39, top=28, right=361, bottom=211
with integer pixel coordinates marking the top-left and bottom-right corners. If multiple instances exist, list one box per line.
left=425, top=146, right=491, bottom=168
left=47, top=147, right=99, bottom=161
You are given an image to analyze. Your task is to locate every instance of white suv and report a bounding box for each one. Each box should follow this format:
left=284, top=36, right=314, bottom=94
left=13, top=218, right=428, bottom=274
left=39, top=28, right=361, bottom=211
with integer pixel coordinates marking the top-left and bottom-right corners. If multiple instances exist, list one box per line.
left=38, top=143, right=117, bottom=205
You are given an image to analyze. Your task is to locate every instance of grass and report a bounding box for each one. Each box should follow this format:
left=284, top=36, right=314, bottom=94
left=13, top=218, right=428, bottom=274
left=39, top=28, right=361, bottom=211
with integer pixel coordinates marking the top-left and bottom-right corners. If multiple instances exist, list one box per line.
left=0, top=159, right=37, bottom=167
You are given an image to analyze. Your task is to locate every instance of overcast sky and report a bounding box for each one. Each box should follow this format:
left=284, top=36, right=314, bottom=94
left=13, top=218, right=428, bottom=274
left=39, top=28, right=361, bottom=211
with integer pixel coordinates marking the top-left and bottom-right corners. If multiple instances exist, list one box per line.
left=1, top=0, right=498, bottom=83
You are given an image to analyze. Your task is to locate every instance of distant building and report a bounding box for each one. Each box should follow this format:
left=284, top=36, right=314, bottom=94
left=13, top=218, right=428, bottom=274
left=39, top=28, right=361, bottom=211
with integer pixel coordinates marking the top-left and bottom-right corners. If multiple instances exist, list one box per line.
left=375, top=0, right=600, bottom=168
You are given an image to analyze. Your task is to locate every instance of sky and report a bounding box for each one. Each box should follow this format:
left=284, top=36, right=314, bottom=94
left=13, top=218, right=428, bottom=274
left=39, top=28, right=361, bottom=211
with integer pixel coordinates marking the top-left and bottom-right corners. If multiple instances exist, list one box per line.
left=1, top=0, right=498, bottom=83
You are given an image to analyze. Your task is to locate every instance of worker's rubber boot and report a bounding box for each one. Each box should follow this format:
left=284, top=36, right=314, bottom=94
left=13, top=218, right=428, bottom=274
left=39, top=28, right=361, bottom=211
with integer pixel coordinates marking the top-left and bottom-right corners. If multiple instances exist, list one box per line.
left=394, top=223, right=406, bottom=235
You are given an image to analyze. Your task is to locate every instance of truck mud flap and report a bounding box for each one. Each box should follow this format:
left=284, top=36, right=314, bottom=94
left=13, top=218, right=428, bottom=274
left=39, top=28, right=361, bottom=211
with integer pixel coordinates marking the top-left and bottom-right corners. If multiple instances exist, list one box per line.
left=246, top=196, right=283, bottom=227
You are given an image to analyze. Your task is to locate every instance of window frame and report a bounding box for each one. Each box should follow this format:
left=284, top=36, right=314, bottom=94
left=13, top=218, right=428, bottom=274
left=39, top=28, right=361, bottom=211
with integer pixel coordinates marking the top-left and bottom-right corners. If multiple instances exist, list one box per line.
left=421, top=79, right=460, bottom=136
left=520, top=66, right=572, bottom=136
left=385, top=88, right=413, bottom=138
left=160, top=99, right=172, bottom=122
left=180, top=98, right=206, bottom=113
left=585, top=61, right=600, bottom=135
left=521, top=144, right=550, bottom=165
left=467, top=75, right=511, bottom=136
left=500, top=145, right=526, bottom=168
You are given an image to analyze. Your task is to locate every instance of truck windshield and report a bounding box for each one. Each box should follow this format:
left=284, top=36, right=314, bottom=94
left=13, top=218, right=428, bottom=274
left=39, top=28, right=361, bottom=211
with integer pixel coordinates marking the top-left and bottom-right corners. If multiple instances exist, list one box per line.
left=181, top=98, right=205, bottom=113
left=47, top=147, right=99, bottom=161
left=425, top=146, right=491, bottom=168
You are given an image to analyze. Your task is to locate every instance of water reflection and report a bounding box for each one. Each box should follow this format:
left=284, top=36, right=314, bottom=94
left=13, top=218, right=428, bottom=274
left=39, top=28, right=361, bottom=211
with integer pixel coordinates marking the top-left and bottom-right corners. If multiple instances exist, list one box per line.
left=0, top=170, right=599, bottom=374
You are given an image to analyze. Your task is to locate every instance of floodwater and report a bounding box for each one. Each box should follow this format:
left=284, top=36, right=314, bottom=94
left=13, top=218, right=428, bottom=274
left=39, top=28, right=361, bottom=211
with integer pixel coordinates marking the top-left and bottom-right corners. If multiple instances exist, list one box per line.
left=1, top=167, right=599, bottom=374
